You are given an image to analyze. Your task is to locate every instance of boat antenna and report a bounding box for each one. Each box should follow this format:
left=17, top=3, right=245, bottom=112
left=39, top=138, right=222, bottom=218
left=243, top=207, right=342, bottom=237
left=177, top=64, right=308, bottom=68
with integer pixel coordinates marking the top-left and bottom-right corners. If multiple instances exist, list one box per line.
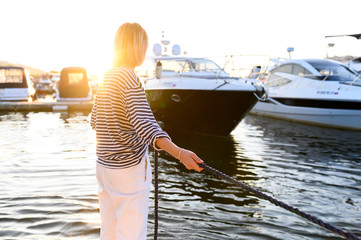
left=287, top=47, right=294, bottom=59
left=160, top=31, right=170, bottom=56
left=326, top=43, right=335, bottom=59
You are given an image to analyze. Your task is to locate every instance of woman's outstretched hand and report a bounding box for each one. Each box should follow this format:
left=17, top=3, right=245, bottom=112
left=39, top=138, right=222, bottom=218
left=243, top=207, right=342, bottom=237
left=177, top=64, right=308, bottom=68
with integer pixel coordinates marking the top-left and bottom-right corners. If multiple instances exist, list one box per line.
left=155, top=137, right=204, bottom=172
left=178, top=149, right=204, bottom=172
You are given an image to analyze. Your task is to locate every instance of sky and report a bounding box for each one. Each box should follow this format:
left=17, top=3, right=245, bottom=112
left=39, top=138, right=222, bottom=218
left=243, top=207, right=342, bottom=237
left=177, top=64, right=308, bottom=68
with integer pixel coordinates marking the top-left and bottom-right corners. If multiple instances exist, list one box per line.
left=1, top=0, right=361, bottom=76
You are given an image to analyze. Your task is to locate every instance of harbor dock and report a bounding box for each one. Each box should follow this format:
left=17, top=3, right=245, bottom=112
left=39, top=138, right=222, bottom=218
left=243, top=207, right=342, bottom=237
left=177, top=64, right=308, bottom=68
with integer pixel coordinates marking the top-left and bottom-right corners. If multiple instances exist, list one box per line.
left=0, top=100, right=94, bottom=112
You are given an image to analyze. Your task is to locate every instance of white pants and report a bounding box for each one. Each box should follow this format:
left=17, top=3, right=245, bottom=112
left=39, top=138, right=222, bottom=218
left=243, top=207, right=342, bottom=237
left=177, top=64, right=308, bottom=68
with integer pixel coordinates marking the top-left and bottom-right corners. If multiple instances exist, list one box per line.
left=96, top=153, right=152, bottom=240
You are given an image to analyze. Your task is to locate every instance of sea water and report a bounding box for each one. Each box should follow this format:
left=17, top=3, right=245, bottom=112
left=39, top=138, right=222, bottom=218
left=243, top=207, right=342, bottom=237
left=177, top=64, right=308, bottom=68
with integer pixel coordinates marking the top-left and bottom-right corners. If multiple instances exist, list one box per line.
left=0, top=111, right=360, bottom=239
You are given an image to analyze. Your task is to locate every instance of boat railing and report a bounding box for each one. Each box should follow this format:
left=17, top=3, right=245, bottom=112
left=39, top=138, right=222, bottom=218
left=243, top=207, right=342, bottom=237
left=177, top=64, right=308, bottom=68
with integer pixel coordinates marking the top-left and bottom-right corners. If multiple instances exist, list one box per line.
left=264, top=72, right=361, bottom=90
left=345, top=74, right=361, bottom=90
left=210, top=54, right=272, bottom=80
left=316, top=73, right=361, bottom=89
left=140, top=55, right=273, bottom=82
left=177, top=58, right=230, bottom=82
left=316, top=75, right=329, bottom=89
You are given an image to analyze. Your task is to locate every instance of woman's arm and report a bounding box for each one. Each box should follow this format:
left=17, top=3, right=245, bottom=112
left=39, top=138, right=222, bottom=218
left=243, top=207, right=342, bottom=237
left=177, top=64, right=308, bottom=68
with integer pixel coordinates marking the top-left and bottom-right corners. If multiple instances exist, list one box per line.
left=125, top=81, right=170, bottom=149
left=155, top=137, right=203, bottom=172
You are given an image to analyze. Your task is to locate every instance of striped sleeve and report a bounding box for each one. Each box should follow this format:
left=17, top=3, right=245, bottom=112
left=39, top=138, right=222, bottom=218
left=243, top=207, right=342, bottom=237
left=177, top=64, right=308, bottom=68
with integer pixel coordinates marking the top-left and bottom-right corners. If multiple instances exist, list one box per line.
left=125, top=82, right=170, bottom=149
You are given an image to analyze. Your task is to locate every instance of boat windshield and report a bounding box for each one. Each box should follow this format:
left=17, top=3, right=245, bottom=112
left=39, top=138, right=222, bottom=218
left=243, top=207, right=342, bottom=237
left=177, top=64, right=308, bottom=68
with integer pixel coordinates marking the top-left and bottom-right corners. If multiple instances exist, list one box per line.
left=162, top=58, right=222, bottom=73
left=307, top=60, right=359, bottom=81
left=136, top=58, right=230, bottom=78
left=0, top=68, right=24, bottom=84
left=68, top=73, right=84, bottom=85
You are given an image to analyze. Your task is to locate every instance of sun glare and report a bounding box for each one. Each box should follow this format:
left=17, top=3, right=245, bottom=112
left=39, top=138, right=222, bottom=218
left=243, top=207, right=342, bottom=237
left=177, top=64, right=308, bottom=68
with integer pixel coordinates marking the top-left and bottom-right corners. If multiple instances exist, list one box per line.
left=1, top=0, right=361, bottom=74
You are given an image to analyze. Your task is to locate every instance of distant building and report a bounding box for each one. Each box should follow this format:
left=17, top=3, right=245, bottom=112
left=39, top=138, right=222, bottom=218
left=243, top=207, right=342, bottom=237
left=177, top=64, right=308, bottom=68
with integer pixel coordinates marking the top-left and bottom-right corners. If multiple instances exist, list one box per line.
left=327, top=55, right=354, bottom=63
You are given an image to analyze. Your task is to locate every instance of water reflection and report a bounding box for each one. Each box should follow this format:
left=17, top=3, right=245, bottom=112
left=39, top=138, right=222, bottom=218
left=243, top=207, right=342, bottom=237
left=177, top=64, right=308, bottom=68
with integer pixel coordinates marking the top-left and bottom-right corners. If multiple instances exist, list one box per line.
left=0, top=111, right=99, bottom=240
left=161, top=129, right=261, bottom=201
left=0, top=111, right=29, bottom=122
left=0, top=112, right=360, bottom=240
left=238, top=115, right=361, bottom=238
left=244, top=114, right=361, bottom=162
left=58, top=110, right=92, bottom=123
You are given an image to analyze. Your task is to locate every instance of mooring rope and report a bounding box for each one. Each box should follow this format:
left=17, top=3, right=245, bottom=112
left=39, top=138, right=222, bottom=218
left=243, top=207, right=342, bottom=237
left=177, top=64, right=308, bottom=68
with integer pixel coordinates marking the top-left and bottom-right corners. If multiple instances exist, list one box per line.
left=153, top=150, right=159, bottom=240
left=152, top=152, right=360, bottom=240
left=198, top=162, right=360, bottom=240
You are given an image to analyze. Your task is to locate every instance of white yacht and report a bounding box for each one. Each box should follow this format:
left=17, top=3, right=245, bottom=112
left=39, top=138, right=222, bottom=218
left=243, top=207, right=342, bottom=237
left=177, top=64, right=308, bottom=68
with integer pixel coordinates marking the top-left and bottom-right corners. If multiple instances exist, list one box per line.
left=0, top=66, right=36, bottom=101
left=251, top=59, right=361, bottom=130
left=137, top=43, right=266, bottom=136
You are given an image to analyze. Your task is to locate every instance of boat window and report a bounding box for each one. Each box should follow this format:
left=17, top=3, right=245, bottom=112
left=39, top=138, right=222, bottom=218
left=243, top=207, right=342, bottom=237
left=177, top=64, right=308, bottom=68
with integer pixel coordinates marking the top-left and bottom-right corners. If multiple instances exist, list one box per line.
left=137, top=58, right=229, bottom=78
left=292, top=64, right=312, bottom=76
left=266, top=72, right=291, bottom=87
left=307, top=60, right=358, bottom=81
left=160, top=60, right=185, bottom=72
left=68, top=73, right=83, bottom=85
left=266, top=64, right=297, bottom=87
left=273, top=64, right=292, bottom=74
left=353, top=57, right=361, bottom=63
left=0, top=68, right=24, bottom=84
left=187, top=59, right=222, bottom=73
left=160, top=59, right=223, bottom=73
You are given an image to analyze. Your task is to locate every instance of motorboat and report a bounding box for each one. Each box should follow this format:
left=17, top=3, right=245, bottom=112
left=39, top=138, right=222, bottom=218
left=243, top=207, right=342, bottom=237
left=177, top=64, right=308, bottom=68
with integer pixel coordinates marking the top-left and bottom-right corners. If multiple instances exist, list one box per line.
left=136, top=43, right=266, bottom=136
left=0, top=66, right=36, bottom=101
left=139, top=56, right=265, bottom=136
left=55, top=67, right=92, bottom=101
left=35, top=78, right=55, bottom=95
left=251, top=58, right=361, bottom=130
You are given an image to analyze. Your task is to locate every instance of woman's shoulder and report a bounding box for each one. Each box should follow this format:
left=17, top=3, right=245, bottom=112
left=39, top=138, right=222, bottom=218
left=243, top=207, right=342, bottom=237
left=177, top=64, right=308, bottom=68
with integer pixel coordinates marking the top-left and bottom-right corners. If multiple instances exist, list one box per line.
left=106, top=67, right=140, bottom=89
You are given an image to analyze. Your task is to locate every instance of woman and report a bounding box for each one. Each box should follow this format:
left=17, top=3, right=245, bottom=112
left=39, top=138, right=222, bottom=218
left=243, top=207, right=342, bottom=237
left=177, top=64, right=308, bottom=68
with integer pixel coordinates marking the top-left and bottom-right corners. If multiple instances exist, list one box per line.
left=90, top=22, right=203, bottom=240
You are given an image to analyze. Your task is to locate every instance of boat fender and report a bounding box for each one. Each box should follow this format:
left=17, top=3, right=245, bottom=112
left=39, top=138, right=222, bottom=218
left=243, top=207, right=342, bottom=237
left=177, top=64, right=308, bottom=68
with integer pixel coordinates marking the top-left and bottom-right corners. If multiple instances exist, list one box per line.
left=156, top=61, right=162, bottom=79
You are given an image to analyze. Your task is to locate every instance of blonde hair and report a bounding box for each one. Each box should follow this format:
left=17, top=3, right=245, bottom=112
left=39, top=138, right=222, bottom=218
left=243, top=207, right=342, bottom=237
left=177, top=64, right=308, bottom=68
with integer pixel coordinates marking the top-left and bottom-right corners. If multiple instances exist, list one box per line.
left=113, top=22, right=148, bottom=68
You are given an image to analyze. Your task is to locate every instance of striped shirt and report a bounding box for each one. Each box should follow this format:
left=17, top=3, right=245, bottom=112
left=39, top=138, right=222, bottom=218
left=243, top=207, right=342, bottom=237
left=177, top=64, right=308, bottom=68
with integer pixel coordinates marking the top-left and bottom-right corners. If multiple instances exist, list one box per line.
left=90, top=67, right=170, bottom=169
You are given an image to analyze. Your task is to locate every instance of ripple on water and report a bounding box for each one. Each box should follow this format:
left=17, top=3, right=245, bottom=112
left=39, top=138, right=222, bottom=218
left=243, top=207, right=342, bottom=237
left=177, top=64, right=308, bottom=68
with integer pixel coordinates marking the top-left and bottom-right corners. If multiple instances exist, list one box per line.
left=0, top=112, right=360, bottom=239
